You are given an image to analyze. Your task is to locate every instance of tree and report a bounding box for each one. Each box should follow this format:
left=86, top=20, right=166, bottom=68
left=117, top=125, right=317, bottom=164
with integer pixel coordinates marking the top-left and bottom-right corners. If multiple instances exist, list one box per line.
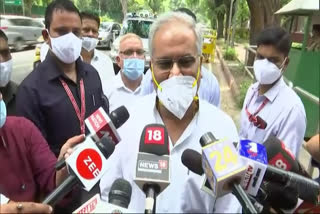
left=148, top=0, right=162, bottom=14
left=246, top=0, right=282, bottom=65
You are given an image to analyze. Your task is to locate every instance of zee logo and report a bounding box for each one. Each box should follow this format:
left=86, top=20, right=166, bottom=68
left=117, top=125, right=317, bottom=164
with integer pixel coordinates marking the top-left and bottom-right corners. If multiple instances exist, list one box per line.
left=76, top=149, right=102, bottom=179
left=145, top=127, right=164, bottom=145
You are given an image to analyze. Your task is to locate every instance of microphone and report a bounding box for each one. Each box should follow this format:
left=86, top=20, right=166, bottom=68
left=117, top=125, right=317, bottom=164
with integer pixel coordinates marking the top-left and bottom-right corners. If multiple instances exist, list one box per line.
left=263, top=135, right=299, bottom=173
left=199, top=132, right=247, bottom=197
left=238, top=139, right=268, bottom=196
left=55, top=106, right=129, bottom=170
left=85, top=106, right=129, bottom=144
left=73, top=179, right=132, bottom=214
left=43, top=136, right=115, bottom=206
left=263, top=135, right=319, bottom=204
left=240, top=137, right=320, bottom=204
left=181, top=149, right=258, bottom=214
left=108, top=178, right=132, bottom=209
left=134, top=124, right=170, bottom=214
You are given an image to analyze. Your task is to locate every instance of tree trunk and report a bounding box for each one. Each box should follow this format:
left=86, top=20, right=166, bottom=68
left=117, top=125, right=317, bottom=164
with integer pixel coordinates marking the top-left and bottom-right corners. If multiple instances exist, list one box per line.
left=246, top=0, right=264, bottom=66
left=224, top=6, right=229, bottom=41
left=217, top=13, right=224, bottom=39
left=120, top=0, right=127, bottom=21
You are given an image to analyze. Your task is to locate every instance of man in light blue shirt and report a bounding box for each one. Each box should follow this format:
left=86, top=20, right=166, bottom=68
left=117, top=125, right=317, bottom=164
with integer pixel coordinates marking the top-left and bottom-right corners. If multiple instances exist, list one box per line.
left=239, top=27, right=306, bottom=157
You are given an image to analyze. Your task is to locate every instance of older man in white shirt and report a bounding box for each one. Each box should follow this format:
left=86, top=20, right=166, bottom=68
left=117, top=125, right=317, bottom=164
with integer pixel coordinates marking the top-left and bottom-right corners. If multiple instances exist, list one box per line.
left=104, top=33, right=146, bottom=111
left=80, top=12, right=115, bottom=90
left=239, top=27, right=306, bottom=157
left=100, top=12, right=242, bottom=213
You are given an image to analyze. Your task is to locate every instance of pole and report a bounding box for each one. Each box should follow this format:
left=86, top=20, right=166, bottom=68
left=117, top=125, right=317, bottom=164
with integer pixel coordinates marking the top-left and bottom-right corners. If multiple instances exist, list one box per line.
left=227, top=0, right=234, bottom=47
left=21, top=0, right=25, bottom=16
left=3, top=0, right=5, bottom=14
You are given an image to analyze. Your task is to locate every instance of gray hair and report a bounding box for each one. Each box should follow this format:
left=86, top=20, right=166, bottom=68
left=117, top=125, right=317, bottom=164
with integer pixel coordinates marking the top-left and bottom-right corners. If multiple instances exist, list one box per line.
left=148, top=11, right=203, bottom=57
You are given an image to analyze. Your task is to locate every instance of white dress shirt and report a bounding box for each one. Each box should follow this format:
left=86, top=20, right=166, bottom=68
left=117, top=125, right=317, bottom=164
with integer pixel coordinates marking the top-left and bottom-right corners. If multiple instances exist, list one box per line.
left=104, top=72, right=144, bottom=111
left=100, top=93, right=242, bottom=213
left=91, top=49, right=115, bottom=93
left=239, top=77, right=306, bottom=157
left=141, top=66, right=221, bottom=107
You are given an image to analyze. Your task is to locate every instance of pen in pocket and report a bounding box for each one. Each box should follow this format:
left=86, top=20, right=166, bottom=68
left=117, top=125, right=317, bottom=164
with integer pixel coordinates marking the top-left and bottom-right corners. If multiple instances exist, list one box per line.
left=92, top=94, right=96, bottom=106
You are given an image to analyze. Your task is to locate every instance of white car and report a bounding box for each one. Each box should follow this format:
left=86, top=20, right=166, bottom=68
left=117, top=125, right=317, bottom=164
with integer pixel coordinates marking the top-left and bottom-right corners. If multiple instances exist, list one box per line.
left=110, top=16, right=154, bottom=72
left=0, top=15, right=44, bottom=51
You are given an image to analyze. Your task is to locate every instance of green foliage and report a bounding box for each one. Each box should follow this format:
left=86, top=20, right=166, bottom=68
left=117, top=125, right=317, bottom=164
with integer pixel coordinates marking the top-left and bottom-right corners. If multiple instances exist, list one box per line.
left=234, top=27, right=249, bottom=42
left=238, top=79, right=252, bottom=108
left=236, top=0, right=249, bottom=27
left=224, top=47, right=237, bottom=60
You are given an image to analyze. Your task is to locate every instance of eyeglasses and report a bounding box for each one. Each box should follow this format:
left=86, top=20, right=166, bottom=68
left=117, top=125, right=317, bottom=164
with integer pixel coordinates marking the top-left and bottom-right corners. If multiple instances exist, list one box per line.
left=120, top=49, right=145, bottom=57
left=153, top=55, right=198, bottom=71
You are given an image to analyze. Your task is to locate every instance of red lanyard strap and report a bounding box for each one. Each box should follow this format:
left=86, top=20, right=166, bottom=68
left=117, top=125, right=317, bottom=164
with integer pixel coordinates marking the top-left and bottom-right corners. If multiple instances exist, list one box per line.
left=245, top=91, right=268, bottom=124
left=60, top=78, right=86, bottom=134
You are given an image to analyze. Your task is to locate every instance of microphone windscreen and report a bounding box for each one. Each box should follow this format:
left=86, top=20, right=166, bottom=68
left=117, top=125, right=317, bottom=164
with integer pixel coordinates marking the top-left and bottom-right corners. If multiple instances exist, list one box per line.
left=139, top=124, right=169, bottom=156
left=109, top=178, right=132, bottom=209
left=181, top=149, right=203, bottom=175
left=258, top=181, right=299, bottom=210
left=109, top=106, right=130, bottom=129
left=97, top=136, right=115, bottom=159
left=200, top=132, right=217, bottom=147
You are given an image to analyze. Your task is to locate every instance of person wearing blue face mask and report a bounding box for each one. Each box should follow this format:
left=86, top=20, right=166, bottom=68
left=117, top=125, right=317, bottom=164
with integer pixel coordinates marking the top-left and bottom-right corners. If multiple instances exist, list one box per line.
left=104, top=33, right=146, bottom=111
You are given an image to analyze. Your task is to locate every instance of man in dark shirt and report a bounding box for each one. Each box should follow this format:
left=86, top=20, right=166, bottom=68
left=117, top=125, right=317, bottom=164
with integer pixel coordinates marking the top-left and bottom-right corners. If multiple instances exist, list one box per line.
left=16, top=0, right=108, bottom=156
left=0, top=30, right=18, bottom=116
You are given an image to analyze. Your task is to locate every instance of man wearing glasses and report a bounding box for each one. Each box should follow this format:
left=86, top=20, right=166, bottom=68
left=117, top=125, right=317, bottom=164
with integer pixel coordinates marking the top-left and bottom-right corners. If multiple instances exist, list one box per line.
left=100, top=12, right=241, bottom=212
left=104, top=33, right=146, bottom=111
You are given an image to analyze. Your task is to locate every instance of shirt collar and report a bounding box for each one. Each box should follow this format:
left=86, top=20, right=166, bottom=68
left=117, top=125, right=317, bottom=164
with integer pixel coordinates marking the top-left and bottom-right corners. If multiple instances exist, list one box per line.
left=252, top=77, right=285, bottom=103
left=115, top=71, right=144, bottom=93
left=44, top=52, right=88, bottom=81
left=263, top=77, right=285, bottom=103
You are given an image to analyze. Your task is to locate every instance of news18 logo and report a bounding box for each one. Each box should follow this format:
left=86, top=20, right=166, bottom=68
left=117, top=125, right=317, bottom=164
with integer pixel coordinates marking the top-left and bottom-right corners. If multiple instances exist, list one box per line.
left=144, top=127, right=165, bottom=145
left=76, top=149, right=102, bottom=179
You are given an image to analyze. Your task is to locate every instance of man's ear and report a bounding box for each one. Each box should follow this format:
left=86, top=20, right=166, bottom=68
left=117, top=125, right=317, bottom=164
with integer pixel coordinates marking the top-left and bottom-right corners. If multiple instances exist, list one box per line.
left=116, top=56, right=121, bottom=68
left=42, top=29, right=49, bottom=43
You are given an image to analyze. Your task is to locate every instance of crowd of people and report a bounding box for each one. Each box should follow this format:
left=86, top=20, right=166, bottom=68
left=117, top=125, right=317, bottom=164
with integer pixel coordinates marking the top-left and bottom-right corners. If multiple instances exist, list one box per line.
left=0, top=0, right=317, bottom=213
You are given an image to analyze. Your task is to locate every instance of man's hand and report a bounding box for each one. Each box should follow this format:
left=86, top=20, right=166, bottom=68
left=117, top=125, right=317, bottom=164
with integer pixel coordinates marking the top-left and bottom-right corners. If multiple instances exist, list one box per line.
left=0, top=202, right=52, bottom=213
left=55, top=134, right=85, bottom=186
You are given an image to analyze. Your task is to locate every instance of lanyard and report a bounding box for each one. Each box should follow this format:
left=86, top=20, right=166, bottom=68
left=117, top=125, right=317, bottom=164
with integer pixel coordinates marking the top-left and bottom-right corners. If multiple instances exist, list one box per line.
left=60, top=78, right=86, bottom=134
left=245, top=91, right=268, bottom=124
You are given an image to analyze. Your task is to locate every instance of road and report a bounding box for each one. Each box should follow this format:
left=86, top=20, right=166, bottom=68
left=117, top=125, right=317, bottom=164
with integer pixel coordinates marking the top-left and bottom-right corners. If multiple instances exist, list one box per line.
left=11, top=47, right=35, bottom=85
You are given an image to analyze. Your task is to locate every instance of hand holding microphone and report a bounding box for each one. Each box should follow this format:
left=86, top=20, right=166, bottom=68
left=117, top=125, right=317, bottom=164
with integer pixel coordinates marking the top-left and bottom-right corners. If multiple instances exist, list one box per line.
left=55, top=106, right=129, bottom=170
left=43, top=136, right=116, bottom=206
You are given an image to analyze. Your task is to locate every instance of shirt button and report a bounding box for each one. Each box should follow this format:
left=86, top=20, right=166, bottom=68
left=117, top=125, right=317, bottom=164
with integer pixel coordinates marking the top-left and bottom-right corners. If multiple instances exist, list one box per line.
left=21, top=184, right=26, bottom=191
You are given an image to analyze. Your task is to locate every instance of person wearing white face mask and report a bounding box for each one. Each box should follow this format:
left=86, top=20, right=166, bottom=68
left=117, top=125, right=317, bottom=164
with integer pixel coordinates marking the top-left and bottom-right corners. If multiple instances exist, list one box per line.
left=16, top=1, right=108, bottom=211
left=80, top=12, right=115, bottom=89
left=0, top=30, right=18, bottom=116
left=100, top=12, right=242, bottom=213
left=104, top=33, right=146, bottom=111
left=239, top=27, right=306, bottom=157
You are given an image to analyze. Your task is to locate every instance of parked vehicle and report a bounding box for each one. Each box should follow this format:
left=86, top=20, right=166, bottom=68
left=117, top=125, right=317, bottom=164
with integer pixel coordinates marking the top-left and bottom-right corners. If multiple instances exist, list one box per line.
left=110, top=16, right=154, bottom=72
left=97, top=22, right=121, bottom=49
left=0, top=15, right=44, bottom=51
